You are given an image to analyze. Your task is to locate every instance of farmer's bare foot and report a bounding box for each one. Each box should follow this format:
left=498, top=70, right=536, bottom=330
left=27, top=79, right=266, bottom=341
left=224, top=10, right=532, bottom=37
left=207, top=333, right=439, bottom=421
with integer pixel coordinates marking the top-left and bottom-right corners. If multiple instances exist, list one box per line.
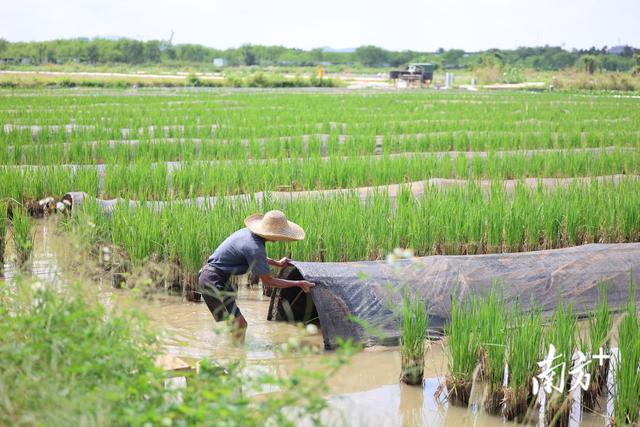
left=231, top=315, right=248, bottom=344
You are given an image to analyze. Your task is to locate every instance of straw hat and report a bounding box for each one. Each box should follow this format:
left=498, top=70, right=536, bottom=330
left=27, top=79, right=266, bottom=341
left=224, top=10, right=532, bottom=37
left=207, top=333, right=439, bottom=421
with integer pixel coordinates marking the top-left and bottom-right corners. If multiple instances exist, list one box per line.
left=244, top=210, right=305, bottom=242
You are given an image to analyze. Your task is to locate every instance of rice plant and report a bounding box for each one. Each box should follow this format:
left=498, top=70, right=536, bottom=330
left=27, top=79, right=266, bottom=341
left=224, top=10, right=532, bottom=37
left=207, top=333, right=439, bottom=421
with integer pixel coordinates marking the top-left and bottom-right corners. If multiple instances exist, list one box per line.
left=400, top=292, right=429, bottom=385
left=544, top=301, right=577, bottom=427
left=613, top=279, right=640, bottom=427
left=63, top=178, right=640, bottom=291
left=10, top=205, right=33, bottom=265
left=477, top=289, right=507, bottom=414
left=445, top=294, right=480, bottom=405
left=0, top=203, right=7, bottom=266
left=580, top=283, right=611, bottom=411
left=504, top=304, right=543, bottom=422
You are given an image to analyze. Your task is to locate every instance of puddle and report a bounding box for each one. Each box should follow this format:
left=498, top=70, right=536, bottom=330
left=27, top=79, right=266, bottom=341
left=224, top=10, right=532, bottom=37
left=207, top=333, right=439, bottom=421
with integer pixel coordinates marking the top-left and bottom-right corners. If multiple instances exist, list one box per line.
left=0, top=218, right=613, bottom=426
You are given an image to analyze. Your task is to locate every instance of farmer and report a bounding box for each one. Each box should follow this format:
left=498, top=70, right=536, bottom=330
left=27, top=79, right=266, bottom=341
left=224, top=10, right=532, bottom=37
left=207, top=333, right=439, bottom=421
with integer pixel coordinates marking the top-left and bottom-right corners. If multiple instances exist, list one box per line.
left=198, top=210, right=315, bottom=332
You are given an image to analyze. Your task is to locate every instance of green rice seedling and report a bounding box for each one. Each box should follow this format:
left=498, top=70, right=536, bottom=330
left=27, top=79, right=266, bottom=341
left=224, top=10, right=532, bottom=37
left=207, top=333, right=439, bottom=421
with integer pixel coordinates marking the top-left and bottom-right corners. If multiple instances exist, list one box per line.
left=544, top=301, right=577, bottom=427
left=63, top=179, right=640, bottom=267
left=477, top=289, right=507, bottom=414
left=10, top=205, right=33, bottom=265
left=446, top=293, right=480, bottom=405
left=69, top=198, right=112, bottom=249
left=613, top=279, right=640, bottom=427
left=580, top=283, right=611, bottom=411
left=503, top=304, right=543, bottom=422
left=0, top=203, right=6, bottom=265
left=104, top=162, right=168, bottom=200
left=400, top=292, right=429, bottom=385
left=111, top=203, right=164, bottom=266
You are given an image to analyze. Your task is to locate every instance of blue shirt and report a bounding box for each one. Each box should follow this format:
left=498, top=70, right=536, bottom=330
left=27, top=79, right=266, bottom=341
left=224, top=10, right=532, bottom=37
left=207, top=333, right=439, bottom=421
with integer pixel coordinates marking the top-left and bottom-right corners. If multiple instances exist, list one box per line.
left=207, top=228, right=271, bottom=276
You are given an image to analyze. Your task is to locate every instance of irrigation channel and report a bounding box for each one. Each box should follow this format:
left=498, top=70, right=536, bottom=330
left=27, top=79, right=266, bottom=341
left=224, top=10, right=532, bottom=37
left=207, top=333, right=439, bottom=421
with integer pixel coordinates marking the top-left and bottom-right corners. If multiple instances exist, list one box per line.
left=0, top=218, right=618, bottom=426
left=2, top=88, right=640, bottom=426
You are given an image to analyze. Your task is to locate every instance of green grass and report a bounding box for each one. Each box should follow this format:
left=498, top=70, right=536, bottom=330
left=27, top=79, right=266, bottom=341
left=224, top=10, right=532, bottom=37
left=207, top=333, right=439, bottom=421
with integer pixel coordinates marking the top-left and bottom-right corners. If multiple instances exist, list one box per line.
left=400, top=292, right=429, bottom=384
left=614, top=279, right=640, bottom=426
left=0, top=279, right=350, bottom=427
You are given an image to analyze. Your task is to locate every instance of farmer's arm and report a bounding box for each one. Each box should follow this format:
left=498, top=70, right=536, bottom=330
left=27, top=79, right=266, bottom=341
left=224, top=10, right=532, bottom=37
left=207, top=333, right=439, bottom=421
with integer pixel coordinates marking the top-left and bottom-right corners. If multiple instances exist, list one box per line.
left=249, top=251, right=309, bottom=290
left=267, top=257, right=289, bottom=268
left=260, top=275, right=314, bottom=293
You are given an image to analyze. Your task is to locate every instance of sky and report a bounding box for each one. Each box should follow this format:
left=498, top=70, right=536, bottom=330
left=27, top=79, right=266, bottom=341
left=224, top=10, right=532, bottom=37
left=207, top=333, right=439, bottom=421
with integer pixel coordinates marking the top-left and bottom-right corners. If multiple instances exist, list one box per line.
left=1, top=0, right=639, bottom=51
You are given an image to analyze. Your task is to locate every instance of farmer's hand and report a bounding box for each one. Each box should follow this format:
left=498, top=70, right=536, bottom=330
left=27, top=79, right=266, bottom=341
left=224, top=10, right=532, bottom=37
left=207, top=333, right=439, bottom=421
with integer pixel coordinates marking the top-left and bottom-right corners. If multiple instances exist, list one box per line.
left=298, top=281, right=315, bottom=293
left=277, top=257, right=290, bottom=268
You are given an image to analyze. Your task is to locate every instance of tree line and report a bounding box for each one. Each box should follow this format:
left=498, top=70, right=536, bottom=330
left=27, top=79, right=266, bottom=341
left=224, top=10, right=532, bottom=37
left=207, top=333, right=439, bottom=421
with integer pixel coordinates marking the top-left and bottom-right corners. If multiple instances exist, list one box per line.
left=0, top=38, right=637, bottom=72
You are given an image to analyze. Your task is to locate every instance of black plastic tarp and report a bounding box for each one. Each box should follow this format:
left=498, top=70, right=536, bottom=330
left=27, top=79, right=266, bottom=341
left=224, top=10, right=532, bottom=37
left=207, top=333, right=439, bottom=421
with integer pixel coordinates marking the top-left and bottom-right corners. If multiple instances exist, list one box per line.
left=268, top=243, right=640, bottom=350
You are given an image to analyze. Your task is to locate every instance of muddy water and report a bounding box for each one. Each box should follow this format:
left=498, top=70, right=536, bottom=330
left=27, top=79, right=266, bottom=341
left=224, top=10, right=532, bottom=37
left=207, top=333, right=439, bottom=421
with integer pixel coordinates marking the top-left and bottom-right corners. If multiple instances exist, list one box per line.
left=1, top=218, right=610, bottom=426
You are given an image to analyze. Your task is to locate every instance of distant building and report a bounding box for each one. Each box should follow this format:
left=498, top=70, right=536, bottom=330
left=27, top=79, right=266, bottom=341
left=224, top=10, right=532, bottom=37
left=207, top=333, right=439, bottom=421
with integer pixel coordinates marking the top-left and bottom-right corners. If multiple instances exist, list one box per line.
left=213, top=58, right=227, bottom=67
left=608, top=46, right=626, bottom=55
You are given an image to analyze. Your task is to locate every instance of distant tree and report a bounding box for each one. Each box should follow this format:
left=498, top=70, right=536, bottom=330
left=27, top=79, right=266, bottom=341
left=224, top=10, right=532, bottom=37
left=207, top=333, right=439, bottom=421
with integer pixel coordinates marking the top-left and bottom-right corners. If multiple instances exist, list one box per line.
left=177, top=44, right=208, bottom=62
left=2, top=38, right=634, bottom=73
left=476, top=50, right=503, bottom=68
left=441, top=49, right=465, bottom=67
left=37, top=44, right=47, bottom=64
left=114, top=39, right=145, bottom=64
left=355, top=45, right=389, bottom=67
left=388, top=50, right=415, bottom=67
left=164, top=47, right=176, bottom=60
left=601, top=54, right=633, bottom=72
left=632, top=54, right=640, bottom=76
left=579, top=55, right=600, bottom=74
left=87, top=44, right=100, bottom=63
left=241, top=44, right=257, bottom=66
left=310, top=48, right=324, bottom=63
left=621, top=45, right=635, bottom=58
left=143, top=40, right=162, bottom=62
left=46, top=48, right=56, bottom=63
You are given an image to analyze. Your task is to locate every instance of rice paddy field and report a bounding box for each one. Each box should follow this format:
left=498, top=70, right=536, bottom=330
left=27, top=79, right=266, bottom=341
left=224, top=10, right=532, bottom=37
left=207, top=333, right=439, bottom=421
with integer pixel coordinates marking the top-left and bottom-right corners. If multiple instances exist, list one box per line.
left=1, top=87, right=640, bottom=426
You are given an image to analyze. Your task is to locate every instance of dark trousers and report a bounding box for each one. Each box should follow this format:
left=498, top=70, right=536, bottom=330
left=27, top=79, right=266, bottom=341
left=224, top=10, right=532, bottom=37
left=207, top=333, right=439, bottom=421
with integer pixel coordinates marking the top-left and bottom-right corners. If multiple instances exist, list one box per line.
left=198, top=266, right=242, bottom=321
